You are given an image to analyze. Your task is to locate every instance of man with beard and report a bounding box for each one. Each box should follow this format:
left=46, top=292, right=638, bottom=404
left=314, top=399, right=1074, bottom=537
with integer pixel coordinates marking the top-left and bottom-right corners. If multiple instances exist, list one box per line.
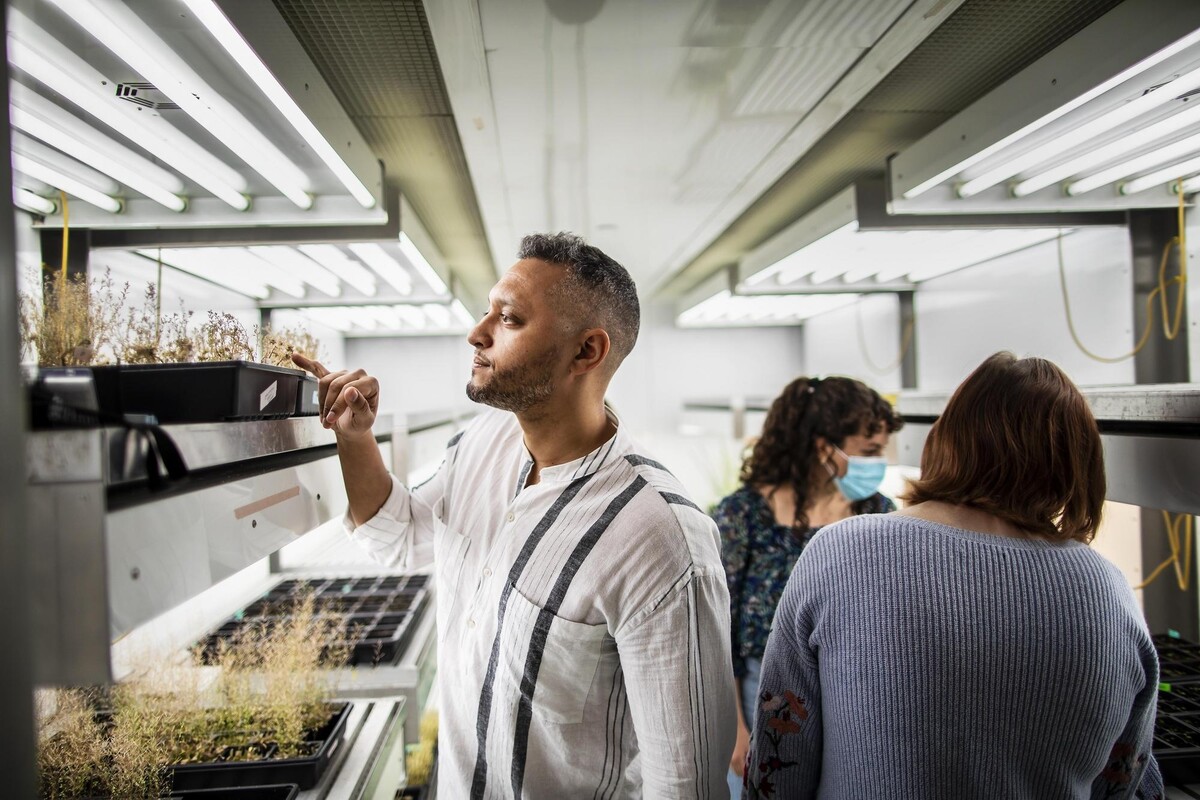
left=292, top=232, right=735, bottom=799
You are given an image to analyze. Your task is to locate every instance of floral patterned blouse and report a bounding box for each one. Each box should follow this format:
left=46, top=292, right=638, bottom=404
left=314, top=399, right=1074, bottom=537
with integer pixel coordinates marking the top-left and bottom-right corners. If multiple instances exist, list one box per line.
left=713, top=485, right=893, bottom=678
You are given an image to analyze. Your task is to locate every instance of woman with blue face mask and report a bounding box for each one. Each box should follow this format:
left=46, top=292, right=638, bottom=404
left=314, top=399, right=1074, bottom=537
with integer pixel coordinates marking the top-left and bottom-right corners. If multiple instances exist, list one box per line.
left=714, top=375, right=903, bottom=796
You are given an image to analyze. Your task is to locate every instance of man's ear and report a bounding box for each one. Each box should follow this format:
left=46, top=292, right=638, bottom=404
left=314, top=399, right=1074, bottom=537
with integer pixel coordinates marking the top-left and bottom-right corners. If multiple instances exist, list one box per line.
left=571, top=328, right=611, bottom=375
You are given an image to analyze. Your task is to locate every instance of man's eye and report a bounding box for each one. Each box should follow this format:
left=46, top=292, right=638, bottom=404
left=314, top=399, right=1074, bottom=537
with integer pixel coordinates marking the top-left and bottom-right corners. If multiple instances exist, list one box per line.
left=500, top=314, right=512, bottom=323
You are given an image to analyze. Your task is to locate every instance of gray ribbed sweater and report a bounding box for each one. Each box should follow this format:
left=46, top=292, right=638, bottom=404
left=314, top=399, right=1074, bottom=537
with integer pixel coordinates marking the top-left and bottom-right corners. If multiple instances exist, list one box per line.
left=745, top=514, right=1162, bottom=800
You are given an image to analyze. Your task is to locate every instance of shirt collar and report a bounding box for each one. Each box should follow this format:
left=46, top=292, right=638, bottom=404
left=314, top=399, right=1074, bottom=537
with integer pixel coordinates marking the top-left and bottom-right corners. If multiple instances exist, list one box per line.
left=519, top=407, right=627, bottom=485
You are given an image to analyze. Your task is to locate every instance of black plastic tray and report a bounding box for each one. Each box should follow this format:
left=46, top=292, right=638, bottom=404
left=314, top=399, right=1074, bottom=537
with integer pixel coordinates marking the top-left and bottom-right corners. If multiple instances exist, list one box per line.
left=170, top=785, right=300, bottom=799
left=168, top=703, right=350, bottom=791
left=78, top=360, right=303, bottom=423
left=195, top=576, right=430, bottom=667
left=296, top=375, right=320, bottom=416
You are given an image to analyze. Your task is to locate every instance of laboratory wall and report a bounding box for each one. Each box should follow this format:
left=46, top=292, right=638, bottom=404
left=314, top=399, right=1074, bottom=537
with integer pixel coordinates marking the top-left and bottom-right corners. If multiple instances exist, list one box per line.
left=347, top=334, right=476, bottom=420
left=807, top=226, right=1137, bottom=394
left=802, top=293, right=903, bottom=393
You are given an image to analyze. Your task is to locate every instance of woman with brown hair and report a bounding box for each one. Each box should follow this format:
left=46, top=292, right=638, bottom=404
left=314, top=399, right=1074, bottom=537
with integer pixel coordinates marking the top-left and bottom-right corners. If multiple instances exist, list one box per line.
left=744, top=352, right=1161, bottom=800
left=716, top=375, right=903, bottom=797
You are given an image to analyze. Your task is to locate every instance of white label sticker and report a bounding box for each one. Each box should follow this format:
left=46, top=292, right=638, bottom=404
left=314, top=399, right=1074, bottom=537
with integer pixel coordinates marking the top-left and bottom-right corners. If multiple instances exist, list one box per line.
left=260, top=380, right=278, bottom=411
left=312, top=389, right=319, bottom=405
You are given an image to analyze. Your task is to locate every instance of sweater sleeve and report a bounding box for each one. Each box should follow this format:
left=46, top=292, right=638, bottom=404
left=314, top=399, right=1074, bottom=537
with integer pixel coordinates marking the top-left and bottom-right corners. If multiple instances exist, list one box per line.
left=1091, top=633, right=1162, bottom=800
left=744, top=552, right=823, bottom=799
left=715, top=495, right=751, bottom=678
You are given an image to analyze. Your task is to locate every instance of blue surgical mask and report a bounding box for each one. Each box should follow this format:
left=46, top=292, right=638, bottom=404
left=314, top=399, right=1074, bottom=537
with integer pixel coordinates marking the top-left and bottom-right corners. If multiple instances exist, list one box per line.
left=832, top=446, right=887, bottom=501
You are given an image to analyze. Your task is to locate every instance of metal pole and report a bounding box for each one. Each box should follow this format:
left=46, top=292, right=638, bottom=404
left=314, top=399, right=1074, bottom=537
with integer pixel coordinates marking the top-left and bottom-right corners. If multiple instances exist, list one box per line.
left=898, top=291, right=918, bottom=390
left=1129, top=208, right=1194, bottom=639
left=0, top=1, right=38, bottom=793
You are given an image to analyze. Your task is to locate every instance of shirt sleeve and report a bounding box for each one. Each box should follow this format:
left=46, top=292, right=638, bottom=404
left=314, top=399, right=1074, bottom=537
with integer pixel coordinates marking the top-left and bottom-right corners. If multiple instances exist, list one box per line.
left=715, top=496, right=751, bottom=678
left=340, top=447, right=451, bottom=570
left=615, top=570, right=737, bottom=799
left=745, top=555, right=823, bottom=799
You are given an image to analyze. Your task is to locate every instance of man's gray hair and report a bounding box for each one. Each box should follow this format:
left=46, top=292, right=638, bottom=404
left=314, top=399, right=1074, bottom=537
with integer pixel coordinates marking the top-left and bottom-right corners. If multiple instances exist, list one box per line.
left=517, top=232, right=640, bottom=367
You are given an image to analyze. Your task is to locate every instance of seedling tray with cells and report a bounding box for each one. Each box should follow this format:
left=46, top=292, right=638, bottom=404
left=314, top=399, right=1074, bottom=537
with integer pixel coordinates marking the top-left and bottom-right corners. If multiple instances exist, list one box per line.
left=196, top=576, right=430, bottom=667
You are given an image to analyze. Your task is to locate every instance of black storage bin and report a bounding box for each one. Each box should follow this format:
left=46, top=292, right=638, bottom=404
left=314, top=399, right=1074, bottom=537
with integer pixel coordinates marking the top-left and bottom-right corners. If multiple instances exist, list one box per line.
left=80, top=361, right=303, bottom=423
left=1153, top=633, right=1200, bottom=785
left=168, top=703, right=350, bottom=791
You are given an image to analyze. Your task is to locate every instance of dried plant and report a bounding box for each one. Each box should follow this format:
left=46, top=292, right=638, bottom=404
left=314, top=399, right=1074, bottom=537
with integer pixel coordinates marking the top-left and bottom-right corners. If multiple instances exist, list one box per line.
left=258, top=325, right=323, bottom=368
left=19, top=270, right=129, bottom=367
left=36, top=594, right=348, bottom=797
left=193, top=311, right=255, bottom=363
left=35, top=688, right=106, bottom=799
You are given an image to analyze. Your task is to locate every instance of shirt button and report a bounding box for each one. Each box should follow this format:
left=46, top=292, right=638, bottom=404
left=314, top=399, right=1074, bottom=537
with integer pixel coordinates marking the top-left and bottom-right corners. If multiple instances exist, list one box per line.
left=483, top=567, right=492, bottom=577
left=506, top=512, right=515, bottom=523
left=467, top=618, right=476, bottom=629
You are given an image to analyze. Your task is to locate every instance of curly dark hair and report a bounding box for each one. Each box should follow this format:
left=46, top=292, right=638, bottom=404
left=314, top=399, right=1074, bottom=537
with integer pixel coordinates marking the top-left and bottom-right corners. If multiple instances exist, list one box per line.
left=740, top=376, right=904, bottom=531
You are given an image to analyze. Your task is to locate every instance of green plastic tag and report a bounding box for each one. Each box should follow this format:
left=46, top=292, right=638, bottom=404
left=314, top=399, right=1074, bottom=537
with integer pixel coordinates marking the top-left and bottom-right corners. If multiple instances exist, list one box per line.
left=1169, top=629, right=1182, bottom=639
left=1161, top=682, right=1173, bottom=693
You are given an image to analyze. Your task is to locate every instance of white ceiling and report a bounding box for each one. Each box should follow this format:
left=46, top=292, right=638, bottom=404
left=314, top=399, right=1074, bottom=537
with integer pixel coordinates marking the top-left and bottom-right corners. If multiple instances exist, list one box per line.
left=428, top=0, right=948, bottom=293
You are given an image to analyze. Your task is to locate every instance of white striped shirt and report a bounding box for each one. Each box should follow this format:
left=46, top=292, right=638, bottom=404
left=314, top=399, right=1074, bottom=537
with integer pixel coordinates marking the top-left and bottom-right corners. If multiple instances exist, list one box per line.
left=346, top=408, right=736, bottom=799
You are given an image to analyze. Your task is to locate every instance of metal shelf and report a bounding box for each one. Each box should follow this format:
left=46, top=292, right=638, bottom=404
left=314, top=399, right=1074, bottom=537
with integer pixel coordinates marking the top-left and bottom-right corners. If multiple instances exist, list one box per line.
left=26, top=415, right=398, bottom=685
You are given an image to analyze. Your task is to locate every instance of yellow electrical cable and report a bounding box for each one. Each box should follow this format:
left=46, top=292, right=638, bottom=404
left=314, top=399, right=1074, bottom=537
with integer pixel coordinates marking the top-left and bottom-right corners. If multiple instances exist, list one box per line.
left=1059, top=182, right=1189, bottom=363
left=855, top=298, right=915, bottom=374
left=1134, top=511, right=1194, bottom=591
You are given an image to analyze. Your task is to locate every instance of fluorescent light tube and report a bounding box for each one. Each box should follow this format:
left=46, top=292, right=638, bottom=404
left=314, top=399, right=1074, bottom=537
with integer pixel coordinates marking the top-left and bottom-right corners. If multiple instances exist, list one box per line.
left=179, top=0, right=376, bottom=209
left=298, top=245, right=377, bottom=296
left=904, top=27, right=1200, bottom=199
left=6, top=13, right=250, bottom=210
left=139, top=248, right=269, bottom=299
left=959, top=62, right=1200, bottom=198
left=394, top=305, right=427, bottom=328
left=13, top=153, right=122, bottom=213
left=1180, top=174, right=1200, bottom=193
left=348, top=243, right=412, bottom=294
left=301, top=307, right=355, bottom=332
left=11, top=99, right=185, bottom=211
left=1120, top=153, right=1200, bottom=195
left=13, top=188, right=55, bottom=215
left=247, top=246, right=342, bottom=297
left=1065, top=131, right=1200, bottom=195
left=47, top=0, right=313, bottom=209
left=422, top=303, right=451, bottom=327
left=398, top=233, right=448, bottom=294
left=216, top=249, right=306, bottom=299
left=1013, top=104, right=1200, bottom=197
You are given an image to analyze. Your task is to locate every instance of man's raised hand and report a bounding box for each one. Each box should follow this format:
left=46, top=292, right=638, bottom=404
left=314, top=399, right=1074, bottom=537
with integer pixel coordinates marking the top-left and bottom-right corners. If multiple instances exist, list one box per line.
left=291, top=353, right=380, bottom=439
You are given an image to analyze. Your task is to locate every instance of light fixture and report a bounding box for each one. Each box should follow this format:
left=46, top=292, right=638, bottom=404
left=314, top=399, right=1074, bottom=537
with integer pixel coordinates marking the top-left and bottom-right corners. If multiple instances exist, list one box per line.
left=348, top=243, right=412, bottom=294
left=6, top=13, right=250, bottom=210
left=450, top=299, right=475, bottom=327
left=10, top=95, right=186, bottom=211
left=12, top=132, right=120, bottom=194
left=46, top=0, right=314, bottom=209
left=361, top=305, right=402, bottom=328
left=676, top=290, right=861, bottom=328
left=298, top=245, right=377, bottom=296
left=247, top=246, right=342, bottom=297
left=301, top=306, right=355, bottom=332
left=13, top=153, right=122, bottom=213
left=1012, top=103, right=1200, bottom=197
left=179, top=0, right=376, bottom=209
left=13, top=188, right=56, bottom=215
left=395, top=305, right=427, bottom=328
left=422, top=303, right=451, bottom=327
left=902, top=24, right=1200, bottom=199
left=753, top=221, right=859, bottom=285
left=398, top=233, right=448, bottom=294
left=138, top=248, right=269, bottom=299
left=1120, top=153, right=1200, bottom=195
left=216, top=249, right=306, bottom=299
left=1064, top=131, right=1200, bottom=196
left=957, top=62, right=1200, bottom=198
left=1179, top=174, right=1200, bottom=193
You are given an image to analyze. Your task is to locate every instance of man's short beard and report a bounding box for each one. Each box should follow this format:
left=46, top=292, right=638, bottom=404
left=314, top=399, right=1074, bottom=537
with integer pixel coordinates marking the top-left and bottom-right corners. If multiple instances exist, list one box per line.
left=466, top=348, right=560, bottom=413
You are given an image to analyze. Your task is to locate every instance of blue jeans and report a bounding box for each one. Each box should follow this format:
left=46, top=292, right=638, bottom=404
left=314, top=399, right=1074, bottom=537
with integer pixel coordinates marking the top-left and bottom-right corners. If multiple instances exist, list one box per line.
left=727, top=657, right=762, bottom=800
